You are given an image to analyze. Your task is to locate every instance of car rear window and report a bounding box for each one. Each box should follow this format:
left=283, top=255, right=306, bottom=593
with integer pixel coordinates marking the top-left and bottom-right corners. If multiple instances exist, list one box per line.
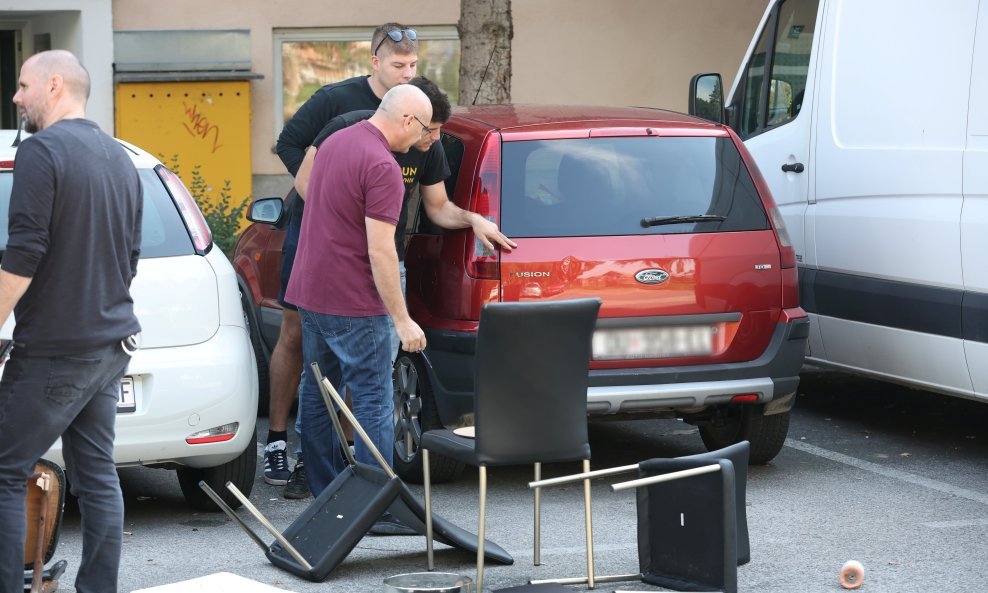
left=500, top=136, right=770, bottom=238
left=0, top=169, right=194, bottom=259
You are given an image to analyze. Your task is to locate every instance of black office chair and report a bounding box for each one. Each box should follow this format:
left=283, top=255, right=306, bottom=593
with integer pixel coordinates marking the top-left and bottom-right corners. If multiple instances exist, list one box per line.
left=421, top=298, right=602, bottom=592
left=199, top=365, right=514, bottom=582
left=529, top=441, right=751, bottom=593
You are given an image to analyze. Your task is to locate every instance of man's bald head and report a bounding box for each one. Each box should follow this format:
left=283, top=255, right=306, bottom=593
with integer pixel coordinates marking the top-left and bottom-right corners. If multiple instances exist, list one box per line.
left=14, top=50, right=90, bottom=132
left=27, top=50, right=91, bottom=101
left=378, top=84, right=432, bottom=124
left=371, top=84, right=433, bottom=153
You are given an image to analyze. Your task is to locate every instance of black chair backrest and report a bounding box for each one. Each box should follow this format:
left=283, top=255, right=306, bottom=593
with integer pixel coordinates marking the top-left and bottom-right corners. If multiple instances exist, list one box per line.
left=635, top=458, right=738, bottom=593
left=473, top=298, right=601, bottom=466
left=640, top=441, right=750, bottom=565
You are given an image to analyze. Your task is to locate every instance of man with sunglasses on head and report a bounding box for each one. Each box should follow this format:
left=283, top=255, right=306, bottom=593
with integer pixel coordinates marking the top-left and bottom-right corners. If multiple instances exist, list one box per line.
left=263, top=23, right=419, bottom=501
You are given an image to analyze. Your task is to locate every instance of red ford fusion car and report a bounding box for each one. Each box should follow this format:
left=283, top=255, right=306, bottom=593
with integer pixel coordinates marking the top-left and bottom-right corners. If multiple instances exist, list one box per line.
left=234, top=104, right=808, bottom=481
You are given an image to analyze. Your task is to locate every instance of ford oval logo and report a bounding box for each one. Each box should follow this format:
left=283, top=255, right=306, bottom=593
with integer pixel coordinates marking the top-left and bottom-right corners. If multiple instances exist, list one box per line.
left=635, top=269, right=670, bottom=285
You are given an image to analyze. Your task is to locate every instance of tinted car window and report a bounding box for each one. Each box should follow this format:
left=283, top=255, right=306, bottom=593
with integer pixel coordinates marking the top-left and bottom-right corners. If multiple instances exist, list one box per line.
left=500, top=136, right=770, bottom=238
left=0, top=169, right=194, bottom=258
left=138, top=169, right=196, bottom=257
left=441, top=132, right=465, bottom=201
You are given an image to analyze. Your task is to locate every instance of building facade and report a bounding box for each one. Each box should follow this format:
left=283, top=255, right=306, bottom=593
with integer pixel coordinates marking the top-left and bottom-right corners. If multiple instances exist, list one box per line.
left=1, top=0, right=765, bottom=203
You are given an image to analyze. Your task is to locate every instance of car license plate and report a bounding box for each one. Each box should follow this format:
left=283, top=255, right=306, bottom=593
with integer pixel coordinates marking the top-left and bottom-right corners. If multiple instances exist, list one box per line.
left=118, top=376, right=136, bottom=413
left=593, top=326, right=714, bottom=360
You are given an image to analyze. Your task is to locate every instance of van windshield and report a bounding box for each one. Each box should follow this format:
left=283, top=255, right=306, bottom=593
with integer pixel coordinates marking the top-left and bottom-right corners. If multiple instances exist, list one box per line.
left=500, top=136, right=770, bottom=238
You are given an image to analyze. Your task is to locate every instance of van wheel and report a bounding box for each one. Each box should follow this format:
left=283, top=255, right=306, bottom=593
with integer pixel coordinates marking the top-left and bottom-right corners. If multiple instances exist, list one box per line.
left=698, top=406, right=790, bottom=464
left=176, top=444, right=257, bottom=511
left=392, top=353, right=464, bottom=483
left=240, top=290, right=270, bottom=416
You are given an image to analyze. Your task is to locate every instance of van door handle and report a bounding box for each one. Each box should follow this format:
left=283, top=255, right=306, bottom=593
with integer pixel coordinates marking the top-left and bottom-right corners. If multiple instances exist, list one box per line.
left=781, top=162, right=805, bottom=173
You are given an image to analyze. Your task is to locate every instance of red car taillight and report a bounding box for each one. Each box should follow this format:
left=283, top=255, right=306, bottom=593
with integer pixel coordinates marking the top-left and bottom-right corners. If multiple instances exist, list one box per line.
left=466, top=132, right=501, bottom=279
left=767, top=205, right=796, bottom=269
left=156, top=165, right=213, bottom=253
left=767, top=204, right=800, bottom=309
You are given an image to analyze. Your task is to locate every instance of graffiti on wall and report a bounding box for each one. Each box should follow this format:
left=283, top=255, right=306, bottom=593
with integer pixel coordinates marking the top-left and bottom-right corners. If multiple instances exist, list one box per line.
left=182, top=100, right=224, bottom=154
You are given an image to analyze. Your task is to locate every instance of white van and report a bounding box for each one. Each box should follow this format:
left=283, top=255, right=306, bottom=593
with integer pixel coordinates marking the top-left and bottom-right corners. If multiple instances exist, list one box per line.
left=689, top=0, right=988, bottom=402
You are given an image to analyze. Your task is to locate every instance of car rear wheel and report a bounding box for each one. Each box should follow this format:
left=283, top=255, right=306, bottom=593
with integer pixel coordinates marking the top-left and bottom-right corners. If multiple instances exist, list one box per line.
left=241, top=290, right=270, bottom=416
left=392, top=353, right=463, bottom=483
left=698, top=405, right=790, bottom=464
left=176, top=443, right=257, bottom=511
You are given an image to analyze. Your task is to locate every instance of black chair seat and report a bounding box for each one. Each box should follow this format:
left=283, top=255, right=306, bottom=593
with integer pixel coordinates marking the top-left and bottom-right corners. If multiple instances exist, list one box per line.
left=420, top=429, right=479, bottom=466
left=421, top=429, right=592, bottom=468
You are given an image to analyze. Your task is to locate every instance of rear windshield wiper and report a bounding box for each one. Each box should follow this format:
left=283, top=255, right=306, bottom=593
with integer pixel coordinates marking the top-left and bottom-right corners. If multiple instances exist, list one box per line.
left=640, top=214, right=726, bottom=228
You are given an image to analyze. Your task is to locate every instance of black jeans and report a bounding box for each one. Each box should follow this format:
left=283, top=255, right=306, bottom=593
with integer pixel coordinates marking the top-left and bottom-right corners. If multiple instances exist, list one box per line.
left=0, top=342, right=131, bottom=593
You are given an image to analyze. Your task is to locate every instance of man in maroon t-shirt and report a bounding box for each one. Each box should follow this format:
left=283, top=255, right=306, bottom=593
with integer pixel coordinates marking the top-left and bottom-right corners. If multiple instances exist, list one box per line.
left=286, top=84, right=432, bottom=502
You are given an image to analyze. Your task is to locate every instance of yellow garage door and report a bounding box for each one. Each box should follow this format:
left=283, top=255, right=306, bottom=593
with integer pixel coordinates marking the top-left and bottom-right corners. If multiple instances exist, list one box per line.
left=115, top=80, right=253, bottom=230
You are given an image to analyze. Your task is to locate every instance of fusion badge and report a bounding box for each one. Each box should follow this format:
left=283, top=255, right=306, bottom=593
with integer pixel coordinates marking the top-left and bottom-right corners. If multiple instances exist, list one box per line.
left=635, top=268, right=670, bottom=285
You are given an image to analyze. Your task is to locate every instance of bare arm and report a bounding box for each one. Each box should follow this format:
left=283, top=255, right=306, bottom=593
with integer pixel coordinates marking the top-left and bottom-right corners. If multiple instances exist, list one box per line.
left=294, top=147, right=319, bottom=200
left=366, top=217, right=426, bottom=352
left=0, top=269, right=33, bottom=330
left=420, top=181, right=517, bottom=252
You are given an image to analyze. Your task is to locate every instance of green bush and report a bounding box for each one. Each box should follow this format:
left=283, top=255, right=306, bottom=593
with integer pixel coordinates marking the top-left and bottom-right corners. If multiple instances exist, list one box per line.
left=166, top=157, right=247, bottom=259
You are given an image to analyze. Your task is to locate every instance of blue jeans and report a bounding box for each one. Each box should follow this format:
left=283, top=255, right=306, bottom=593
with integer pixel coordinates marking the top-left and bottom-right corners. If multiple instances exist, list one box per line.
left=294, top=262, right=405, bottom=453
left=0, top=343, right=131, bottom=593
left=298, top=310, right=394, bottom=496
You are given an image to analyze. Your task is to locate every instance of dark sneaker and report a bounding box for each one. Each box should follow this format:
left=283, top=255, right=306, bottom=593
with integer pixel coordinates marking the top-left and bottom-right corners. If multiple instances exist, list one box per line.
left=369, top=512, right=418, bottom=536
left=283, top=456, right=311, bottom=500
left=263, top=440, right=290, bottom=485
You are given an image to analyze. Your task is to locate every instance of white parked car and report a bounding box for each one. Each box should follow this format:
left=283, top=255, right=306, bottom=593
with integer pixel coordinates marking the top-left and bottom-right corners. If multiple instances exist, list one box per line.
left=0, top=130, right=258, bottom=511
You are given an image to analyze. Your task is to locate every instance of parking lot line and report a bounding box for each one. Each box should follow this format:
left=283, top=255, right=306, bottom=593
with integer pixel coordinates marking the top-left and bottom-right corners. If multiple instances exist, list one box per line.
left=921, top=518, right=988, bottom=528
left=785, top=439, right=988, bottom=506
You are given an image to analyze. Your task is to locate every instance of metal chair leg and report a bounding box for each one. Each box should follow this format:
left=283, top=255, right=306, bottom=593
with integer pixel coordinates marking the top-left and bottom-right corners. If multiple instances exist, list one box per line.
left=533, top=462, right=542, bottom=566
left=583, top=458, right=595, bottom=589
left=477, top=466, right=488, bottom=593
left=424, top=449, right=434, bottom=571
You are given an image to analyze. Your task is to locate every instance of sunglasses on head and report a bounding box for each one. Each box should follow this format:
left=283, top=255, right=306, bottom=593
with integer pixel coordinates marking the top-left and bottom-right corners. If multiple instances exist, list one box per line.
left=374, top=28, right=417, bottom=56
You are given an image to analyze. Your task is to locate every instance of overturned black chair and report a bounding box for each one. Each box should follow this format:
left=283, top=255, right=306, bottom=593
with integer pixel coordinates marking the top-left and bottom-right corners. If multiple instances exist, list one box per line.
left=200, top=364, right=513, bottom=582
left=530, top=441, right=750, bottom=593
left=421, top=298, right=602, bottom=592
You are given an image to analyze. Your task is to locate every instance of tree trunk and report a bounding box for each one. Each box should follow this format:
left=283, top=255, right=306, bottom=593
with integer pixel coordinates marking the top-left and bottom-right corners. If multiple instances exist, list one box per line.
left=458, top=0, right=512, bottom=105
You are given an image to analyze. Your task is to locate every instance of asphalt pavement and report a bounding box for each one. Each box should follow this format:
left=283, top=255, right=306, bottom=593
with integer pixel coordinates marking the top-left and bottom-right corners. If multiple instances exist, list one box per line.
left=40, top=368, right=988, bottom=592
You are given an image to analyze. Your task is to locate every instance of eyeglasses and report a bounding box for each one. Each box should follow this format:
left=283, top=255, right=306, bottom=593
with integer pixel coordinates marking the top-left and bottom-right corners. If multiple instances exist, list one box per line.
left=407, top=114, right=432, bottom=136
left=374, top=28, right=417, bottom=56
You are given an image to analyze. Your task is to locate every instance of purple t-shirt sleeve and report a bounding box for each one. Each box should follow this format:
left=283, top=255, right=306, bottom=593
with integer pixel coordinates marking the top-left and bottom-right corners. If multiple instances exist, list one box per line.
left=364, top=161, right=404, bottom=225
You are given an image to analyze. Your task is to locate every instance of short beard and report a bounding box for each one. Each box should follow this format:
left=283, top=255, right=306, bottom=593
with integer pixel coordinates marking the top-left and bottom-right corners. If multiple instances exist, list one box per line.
left=22, top=117, right=40, bottom=134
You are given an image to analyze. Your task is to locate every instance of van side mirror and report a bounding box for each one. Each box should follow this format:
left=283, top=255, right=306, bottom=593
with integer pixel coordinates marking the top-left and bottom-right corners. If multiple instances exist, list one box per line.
left=247, top=196, right=285, bottom=226
left=689, top=73, right=725, bottom=124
